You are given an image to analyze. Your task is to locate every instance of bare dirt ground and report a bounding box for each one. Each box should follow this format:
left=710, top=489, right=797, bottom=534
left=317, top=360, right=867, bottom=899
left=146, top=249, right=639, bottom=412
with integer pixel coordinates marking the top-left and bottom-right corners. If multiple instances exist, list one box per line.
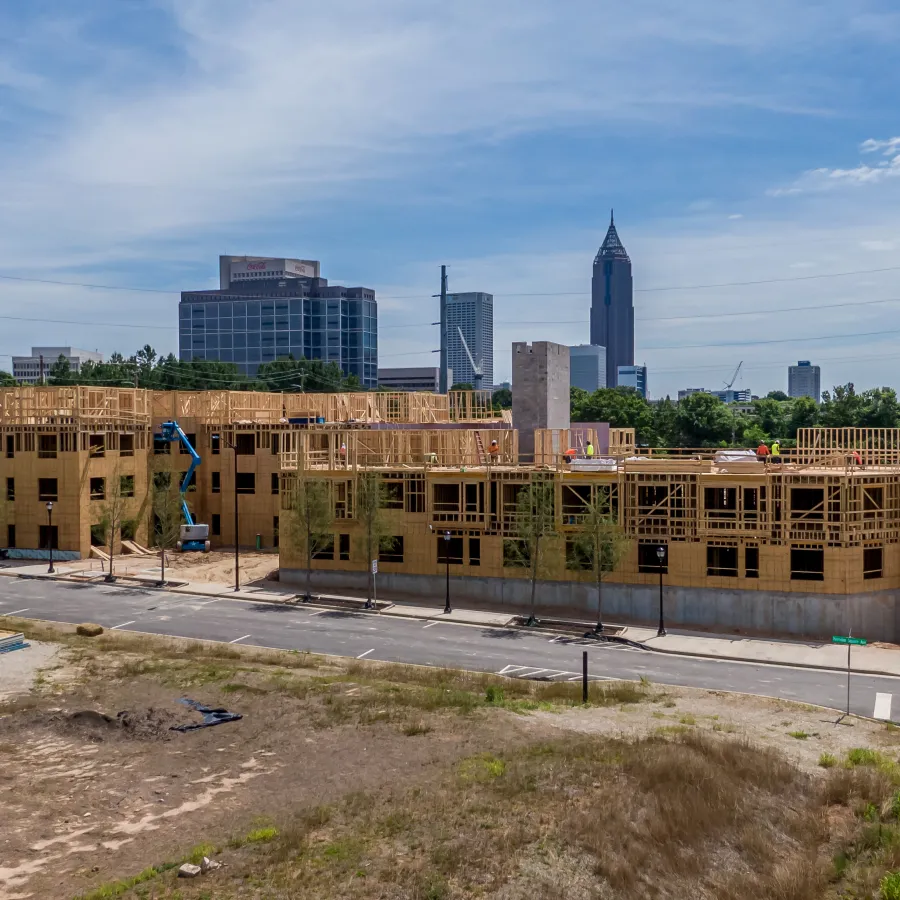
left=2, top=618, right=900, bottom=900
left=58, top=550, right=280, bottom=587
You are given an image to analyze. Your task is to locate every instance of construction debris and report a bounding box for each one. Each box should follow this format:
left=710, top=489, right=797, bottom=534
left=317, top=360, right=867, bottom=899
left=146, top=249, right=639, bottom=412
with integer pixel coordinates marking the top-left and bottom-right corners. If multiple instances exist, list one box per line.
left=171, top=698, right=242, bottom=733
left=178, top=864, right=202, bottom=878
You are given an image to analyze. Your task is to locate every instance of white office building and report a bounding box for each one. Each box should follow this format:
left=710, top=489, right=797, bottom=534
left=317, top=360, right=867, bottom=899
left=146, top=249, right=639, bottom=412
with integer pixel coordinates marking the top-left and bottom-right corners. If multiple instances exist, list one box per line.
left=378, top=367, right=447, bottom=392
left=569, top=345, right=607, bottom=392
left=12, top=347, right=103, bottom=384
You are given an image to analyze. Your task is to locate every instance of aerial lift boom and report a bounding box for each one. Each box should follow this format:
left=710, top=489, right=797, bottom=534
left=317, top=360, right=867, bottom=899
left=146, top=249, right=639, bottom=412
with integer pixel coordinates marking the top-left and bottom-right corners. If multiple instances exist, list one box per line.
left=456, top=326, right=484, bottom=391
left=155, top=420, right=211, bottom=552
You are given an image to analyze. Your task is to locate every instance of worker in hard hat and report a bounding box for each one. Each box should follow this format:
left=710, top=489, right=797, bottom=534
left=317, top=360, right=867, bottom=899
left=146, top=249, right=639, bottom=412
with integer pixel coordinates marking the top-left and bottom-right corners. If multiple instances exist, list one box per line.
left=488, top=439, right=500, bottom=463
left=585, top=441, right=595, bottom=459
left=563, top=448, right=576, bottom=465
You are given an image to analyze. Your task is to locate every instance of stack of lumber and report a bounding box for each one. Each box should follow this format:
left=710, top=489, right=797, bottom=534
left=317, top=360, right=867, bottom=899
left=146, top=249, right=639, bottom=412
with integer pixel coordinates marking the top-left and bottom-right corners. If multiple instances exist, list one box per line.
left=0, top=630, right=28, bottom=654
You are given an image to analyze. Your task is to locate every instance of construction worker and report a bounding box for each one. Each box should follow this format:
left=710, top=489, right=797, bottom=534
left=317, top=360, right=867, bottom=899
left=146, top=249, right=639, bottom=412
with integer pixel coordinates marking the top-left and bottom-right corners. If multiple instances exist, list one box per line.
left=563, top=447, right=576, bottom=465
left=339, top=442, right=347, bottom=467
left=489, top=439, right=500, bottom=463
left=756, top=441, right=770, bottom=463
left=585, top=441, right=595, bottom=459
left=770, top=439, right=781, bottom=464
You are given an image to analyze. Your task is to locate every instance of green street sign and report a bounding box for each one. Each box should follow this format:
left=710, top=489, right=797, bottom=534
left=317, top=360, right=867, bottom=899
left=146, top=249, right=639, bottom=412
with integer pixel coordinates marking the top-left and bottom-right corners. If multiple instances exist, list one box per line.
left=833, top=635, right=867, bottom=646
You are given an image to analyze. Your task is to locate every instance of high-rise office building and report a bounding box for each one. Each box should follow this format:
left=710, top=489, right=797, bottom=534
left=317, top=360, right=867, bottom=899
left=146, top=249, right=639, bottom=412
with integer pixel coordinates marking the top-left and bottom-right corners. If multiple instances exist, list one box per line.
left=590, top=211, right=634, bottom=388
left=569, top=344, right=607, bottom=392
left=446, top=292, right=493, bottom=388
left=180, top=256, right=377, bottom=387
left=788, top=361, right=821, bottom=402
left=617, top=365, right=647, bottom=399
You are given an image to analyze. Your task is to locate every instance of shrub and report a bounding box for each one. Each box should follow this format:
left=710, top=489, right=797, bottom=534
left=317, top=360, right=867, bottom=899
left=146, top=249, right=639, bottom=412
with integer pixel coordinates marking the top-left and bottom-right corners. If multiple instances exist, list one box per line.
left=76, top=623, right=104, bottom=637
left=819, top=752, right=837, bottom=768
left=485, top=685, right=504, bottom=704
left=848, top=748, right=880, bottom=767
left=882, top=871, right=900, bottom=900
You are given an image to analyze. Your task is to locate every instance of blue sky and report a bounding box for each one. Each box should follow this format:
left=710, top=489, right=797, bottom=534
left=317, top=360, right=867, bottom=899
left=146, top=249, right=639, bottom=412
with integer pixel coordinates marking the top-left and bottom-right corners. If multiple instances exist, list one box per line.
left=1, top=0, right=900, bottom=397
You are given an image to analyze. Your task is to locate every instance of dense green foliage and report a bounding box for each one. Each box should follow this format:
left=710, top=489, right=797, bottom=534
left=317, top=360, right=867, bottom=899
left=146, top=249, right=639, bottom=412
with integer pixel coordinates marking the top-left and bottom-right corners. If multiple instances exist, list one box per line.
left=38, top=345, right=360, bottom=393
left=570, top=383, right=900, bottom=447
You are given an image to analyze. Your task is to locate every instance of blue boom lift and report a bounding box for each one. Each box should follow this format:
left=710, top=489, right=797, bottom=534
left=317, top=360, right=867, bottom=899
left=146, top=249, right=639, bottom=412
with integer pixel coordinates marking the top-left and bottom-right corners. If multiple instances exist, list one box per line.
left=155, top=420, right=211, bottom=552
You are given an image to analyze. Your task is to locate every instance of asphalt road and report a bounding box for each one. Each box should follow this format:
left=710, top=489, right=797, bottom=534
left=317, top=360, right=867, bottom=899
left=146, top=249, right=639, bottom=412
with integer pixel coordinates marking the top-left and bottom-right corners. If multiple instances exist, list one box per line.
left=1, top=576, right=897, bottom=720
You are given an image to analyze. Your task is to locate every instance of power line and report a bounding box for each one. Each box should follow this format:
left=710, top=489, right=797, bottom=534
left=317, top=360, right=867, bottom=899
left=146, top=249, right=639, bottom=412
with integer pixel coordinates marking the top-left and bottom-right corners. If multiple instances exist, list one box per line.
left=2, top=262, right=899, bottom=301
left=643, top=326, right=900, bottom=352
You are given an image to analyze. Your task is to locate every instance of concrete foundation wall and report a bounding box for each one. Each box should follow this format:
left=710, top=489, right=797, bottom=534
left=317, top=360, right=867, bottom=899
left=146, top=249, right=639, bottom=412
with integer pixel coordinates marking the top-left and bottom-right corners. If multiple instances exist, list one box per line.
left=281, top=567, right=900, bottom=643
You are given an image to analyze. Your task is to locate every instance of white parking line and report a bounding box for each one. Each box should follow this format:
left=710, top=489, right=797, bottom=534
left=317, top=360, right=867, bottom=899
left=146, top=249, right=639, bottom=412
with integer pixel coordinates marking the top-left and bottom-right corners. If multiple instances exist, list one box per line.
left=423, top=622, right=438, bottom=629
left=356, top=648, right=375, bottom=659
left=229, top=634, right=252, bottom=644
left=874, top=692, right=893, bottom=721
left=111, top=621, right=135, bottom=630
left=7, top=608, right=30, bottom=616
left=514, top=668, right=551, bottom=678
left=496, top=665, right=529, bottom=675
left=309, top=610, right=328, bottom=616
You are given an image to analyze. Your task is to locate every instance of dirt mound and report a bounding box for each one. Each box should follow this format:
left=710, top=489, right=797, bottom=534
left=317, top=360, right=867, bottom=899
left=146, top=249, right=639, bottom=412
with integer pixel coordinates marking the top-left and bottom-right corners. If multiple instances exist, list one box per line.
left=51, top=706, right=193, bottom=742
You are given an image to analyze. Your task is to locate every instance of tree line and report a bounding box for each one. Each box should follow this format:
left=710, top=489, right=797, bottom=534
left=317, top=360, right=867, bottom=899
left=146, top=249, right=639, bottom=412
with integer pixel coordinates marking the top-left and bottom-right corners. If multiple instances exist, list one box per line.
left=1, top=345, right=361, bottom=393
left=564, top=384, right=900, bottom=448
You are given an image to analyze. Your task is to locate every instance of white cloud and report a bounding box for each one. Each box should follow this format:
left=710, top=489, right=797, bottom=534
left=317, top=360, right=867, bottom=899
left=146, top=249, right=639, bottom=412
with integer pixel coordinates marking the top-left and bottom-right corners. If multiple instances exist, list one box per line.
left=860, top=137, right=900, bottom=155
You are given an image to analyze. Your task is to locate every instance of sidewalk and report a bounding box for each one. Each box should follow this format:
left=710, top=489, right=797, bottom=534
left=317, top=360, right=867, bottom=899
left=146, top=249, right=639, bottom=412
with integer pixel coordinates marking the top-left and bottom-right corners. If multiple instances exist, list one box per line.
left=622, top=625, right=900, bottom=678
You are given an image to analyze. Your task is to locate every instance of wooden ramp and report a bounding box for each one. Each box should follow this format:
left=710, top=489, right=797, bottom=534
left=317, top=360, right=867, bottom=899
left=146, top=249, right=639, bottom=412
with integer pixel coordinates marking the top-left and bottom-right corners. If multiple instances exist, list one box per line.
left=90, top=546, right=110, bottom=562
left=121, top=540, right=153, bottom=556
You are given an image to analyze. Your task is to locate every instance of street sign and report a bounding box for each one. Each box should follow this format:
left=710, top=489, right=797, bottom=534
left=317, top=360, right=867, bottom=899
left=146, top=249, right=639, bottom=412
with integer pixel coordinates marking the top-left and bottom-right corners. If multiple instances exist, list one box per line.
left=371, top=559, right=378, bottom=575
left=833, top=635, right=867, bottom=646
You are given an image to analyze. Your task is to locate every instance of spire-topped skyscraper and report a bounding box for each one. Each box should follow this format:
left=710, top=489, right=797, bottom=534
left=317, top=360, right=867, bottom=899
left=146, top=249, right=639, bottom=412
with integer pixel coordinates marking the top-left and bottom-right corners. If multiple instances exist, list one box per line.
left=590, top=210, right=634, bottom=388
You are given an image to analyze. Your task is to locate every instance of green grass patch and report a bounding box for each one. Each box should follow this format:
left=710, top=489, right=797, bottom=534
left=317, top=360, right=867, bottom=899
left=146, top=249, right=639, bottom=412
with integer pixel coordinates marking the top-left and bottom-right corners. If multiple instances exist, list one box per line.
left=459, top=753, right=506, bottom=782
left=788, top=730, right=810, bottom=740
left=679, top=714, right=697, bottom=726
left=882, top=871, right=900, bottom=900
left=819, top=752, right=838, bottom=768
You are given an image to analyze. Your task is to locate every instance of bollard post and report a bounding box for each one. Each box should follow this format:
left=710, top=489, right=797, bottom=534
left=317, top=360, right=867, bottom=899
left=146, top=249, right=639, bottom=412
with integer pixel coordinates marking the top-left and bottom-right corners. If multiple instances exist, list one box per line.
left=582, top=650, right=588, bottom=704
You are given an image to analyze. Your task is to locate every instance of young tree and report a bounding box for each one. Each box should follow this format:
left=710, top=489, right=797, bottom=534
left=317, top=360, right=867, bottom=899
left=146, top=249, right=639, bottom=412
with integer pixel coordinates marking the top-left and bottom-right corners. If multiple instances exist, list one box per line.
left=98, top=465, right=130, bottom=582
left=151, top=467, right=183, bottom=586
left=572, top=488, right=631, bottom=634
left=512, top=478, right=557, bottom=626
left=355, top=472, right=391, bottom=609
left=285, top=476, right=334, bottom=602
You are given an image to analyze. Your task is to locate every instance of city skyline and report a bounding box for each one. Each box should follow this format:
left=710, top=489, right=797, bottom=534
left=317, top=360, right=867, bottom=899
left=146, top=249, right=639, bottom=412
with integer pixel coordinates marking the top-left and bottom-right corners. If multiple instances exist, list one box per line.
left=0, top=3, right=899, bottom=397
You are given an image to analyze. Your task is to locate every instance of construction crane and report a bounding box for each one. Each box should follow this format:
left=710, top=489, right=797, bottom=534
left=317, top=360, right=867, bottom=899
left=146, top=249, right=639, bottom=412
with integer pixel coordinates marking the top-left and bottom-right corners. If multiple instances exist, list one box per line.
left=155, top=421, right=211, bottom=552
left=456, top=326, right=483, bottom=391
left=723, top=361, right=743, bottom=391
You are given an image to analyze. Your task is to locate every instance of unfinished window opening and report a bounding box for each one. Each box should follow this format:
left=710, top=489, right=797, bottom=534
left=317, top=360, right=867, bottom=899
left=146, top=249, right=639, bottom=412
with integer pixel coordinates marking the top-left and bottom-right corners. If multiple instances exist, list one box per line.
left=638, top=543, right=667, bottom=574
left=38, top=478, right=58, bottom=502
left=790, top=488, right=824, bottom=520
left=379, top=536, right=404, bottom=563
left=90, top=524, right=105, bottom=546
left=235, top=433, right=256, bottom=455
left=863, top=487, right=885, bottom=521
left=38, top=434, right=58, bottom=459
left=433, top=483, right=461, bottom=521
left=745, top=546, right=759, bottom=578
left=5, top=435, right=13, bottom=458
left=212, top=471, right=221, bottom=493
left=704, top=487, right=737, bottom=515
left=743, top=488, right=759, bottom=515
left=273, top=516, right=279, bottom=549
left=565, top=537, right=592, bottom=571
left=502, top=539, right=529, bottom=568
left=405, top=475, right=425, bottom=513
left=864, top=546, right=883, bottom=580
left=790, top=547, right=824, bottom=581
left=88, top=434, right=105, bottom=457
left=236, top=473, right=256, bottom=494
left=89, top=478, right=105, bottom=500
left=383, top=477, right=404, bottom=509
left=119, top=434, right=134, bottom=457
left=119, top=475, right=135, bottom=498
left=469, top=537, right=481, bottom=566
left=153, top=436, right=171, bottom=455
left=211, top=434, right=221, bottom=455
left=179, top=434, right=197, bottom=456
left=339, top=533, right=350, bottom=561
left=637, top=485, right=668, bottom=518
left=212, top=514, right=221, bottom=536
left=5, top=477, right=13, bottom=502
left=437, top=535, right=464, bottom=565
left=39, top=525, right=59, bottom=551
left=6, top=524, right=15, bottom=548
left=271, top=473, right=279, bottom=496
left=312, top=536, right=335, bottom=560
left=464, top=483, right=484, bottom=521
left=120, top=520, right=136, bottom=541
left=334, top=481, right=352, bottom=519
left=271, top=433, right=280, bottom=455
left=707, top=545, right=738, bottom=577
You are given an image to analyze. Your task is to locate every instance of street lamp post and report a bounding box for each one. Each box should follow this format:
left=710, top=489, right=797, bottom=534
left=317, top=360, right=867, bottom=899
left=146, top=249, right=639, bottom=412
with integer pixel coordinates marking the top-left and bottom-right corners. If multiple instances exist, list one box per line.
left=443, top=531, right=452, bottom=615
left=656, top=545, right=667, bottom=637
left=214, top=434, right=240, bottom=593
left=46, top=501, right=54, bottom=574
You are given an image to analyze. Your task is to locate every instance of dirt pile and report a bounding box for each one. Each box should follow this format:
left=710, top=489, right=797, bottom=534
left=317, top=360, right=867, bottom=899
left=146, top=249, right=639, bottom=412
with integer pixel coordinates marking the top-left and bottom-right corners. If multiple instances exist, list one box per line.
left=37, top=705, right=199, bottom=741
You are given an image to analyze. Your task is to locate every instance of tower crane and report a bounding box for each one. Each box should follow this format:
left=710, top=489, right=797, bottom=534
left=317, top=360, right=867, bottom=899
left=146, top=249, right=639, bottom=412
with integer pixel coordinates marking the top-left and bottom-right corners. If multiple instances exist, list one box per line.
left=723, top=361, right=743, bottom=391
